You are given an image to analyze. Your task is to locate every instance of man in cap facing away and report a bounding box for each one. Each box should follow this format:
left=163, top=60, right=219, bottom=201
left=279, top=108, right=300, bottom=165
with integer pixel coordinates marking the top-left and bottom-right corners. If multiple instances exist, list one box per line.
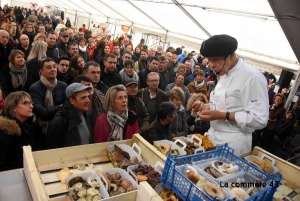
left=47, top=83, right=94, bottom=149
left=194, top=34, right=269, bottom=155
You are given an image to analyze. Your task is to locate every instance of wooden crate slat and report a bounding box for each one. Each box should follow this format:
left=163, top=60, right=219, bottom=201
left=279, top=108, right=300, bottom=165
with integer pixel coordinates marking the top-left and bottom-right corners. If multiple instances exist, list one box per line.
left=33, top=140, right=131, bottom=165
left=50, top=196, right=70, bottom=201
left=45, top=182, right=68, bottom=196
left=41, top=163, right=113, bottom=184
left=37, top=155, right=109, bottom=172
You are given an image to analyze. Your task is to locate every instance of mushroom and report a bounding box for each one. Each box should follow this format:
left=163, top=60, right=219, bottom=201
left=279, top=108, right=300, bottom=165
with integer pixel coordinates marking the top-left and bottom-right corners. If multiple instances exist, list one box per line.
left=87, top=188, right=100, bottom=196
left=87, top=177, right=100, bottom=188
left=71, top=182, right=83, bottom=191
left=131, top=156, right=138, bottom=164
left=111, top=172, right=122, bottom=180
left=117, top=187, right=126, bottom=194
left=127, top=185, right=138, bottom=192
left=110, top=183, right=118, bottom=192
left=77, top=187, right=87, bottom=198
left=120, top=179, right=131, bottom=190
left=92, top=194, right=102, bottom=201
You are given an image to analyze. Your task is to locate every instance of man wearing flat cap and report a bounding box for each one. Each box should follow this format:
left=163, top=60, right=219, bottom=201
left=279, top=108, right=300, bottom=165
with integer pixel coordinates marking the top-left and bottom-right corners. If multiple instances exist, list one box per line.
left=47, top=83, right=94, bottom=148
left=194, top=34, right=268, bottom=155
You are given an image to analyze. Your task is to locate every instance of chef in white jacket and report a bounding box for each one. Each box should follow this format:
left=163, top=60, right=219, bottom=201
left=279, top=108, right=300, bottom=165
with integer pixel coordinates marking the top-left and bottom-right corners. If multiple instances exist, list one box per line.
left=195, top=34, right=269, bottom=155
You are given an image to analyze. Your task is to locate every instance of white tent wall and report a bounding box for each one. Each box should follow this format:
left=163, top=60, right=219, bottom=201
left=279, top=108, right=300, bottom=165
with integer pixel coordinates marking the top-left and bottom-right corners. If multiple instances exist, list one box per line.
left=5, top=0, right=300, bottom=75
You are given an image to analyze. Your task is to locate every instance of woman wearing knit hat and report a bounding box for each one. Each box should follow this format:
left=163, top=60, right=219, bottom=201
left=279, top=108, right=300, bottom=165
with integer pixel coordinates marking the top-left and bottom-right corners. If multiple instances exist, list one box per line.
left=192, top=34, right=269, bottom=155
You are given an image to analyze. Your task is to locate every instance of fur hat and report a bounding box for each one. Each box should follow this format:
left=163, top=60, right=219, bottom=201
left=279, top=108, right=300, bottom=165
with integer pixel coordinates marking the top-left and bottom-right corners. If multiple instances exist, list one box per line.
left=200, top=34, right=238, bottom=57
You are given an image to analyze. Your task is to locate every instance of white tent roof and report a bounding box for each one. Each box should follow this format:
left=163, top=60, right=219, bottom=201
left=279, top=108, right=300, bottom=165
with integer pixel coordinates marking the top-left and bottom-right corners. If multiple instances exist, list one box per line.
left=7, top=0, right=300, bottom=74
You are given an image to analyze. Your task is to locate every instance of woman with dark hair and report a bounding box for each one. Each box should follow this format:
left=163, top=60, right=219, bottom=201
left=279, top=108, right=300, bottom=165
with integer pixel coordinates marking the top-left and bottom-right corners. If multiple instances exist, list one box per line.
left=97, top=44, right=110, bottom=67
left=94, top=85, right=139, bottom=142
left=0, top=91, right=39, bottom=171
left=0, top=50, right=32, bottom=97
left=119, top=59, right=139, bottom=85
left=93, top=40, right=106, bottom=63
left=69, top=54, right=85, bottom=76
left=261, top=93, right=286, bottom=151
left=276, top=110, right=296, bottom=141
left=78, top=36, right=90, bottom=62
left=132, top=46, right=141, bottom=62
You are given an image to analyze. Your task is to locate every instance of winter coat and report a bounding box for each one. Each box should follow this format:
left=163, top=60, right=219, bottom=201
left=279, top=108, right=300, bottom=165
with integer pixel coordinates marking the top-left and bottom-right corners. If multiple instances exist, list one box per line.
left=26, top=57, right=40, bottom=83
left=134, top=59, right=148, bottom=73
left=128, top=96, right=150, bottom=133
left=47, top=100, right=94, bottom=149
left=138, top=87, right=168, bottom=113
left=22, top=31, right=35, bottom=46
left=55, top=40, right=68, bottom=57
left=79, top=49, right=91, bottom=63
left=56, top=70, right=74, bottom=85
left=138, top=68, right=162, bottom=89
left=165, top=83, right=190, bottom=108
left=0, top=43, right=12, bottom=72
left=93, top=111, right=140, bottom=143
left=141, top=118, right=172, bottom=145
left=46, top=46, right=60, bottom=63
left=0, top=64, right=33, bottom=97
left=158, top=70, right=170, bottom=91
left=187, top=80, right=208, bottom=97
left=0, top=116, right=40, bottom=171
left=95, top=81, right=109, bottom=95
left=186, top=110, right=210, bottom=134
left=277, top=118, right=295, bottom=141
left=100, top=71, right=122, bottom=88
left=29, top=80, right=67, bottom=121
left=169, top=105, right=188, bottom=137
left=267, top=104, right=286, bottom=131
left=16, top=43, right=31, bottom=60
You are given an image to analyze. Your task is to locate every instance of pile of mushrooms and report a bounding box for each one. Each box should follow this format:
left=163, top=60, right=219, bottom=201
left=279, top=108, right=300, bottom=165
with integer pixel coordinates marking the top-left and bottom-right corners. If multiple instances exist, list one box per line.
left=111, top=145, right=139, bottom=167
left=68, top=176, right=102, bottom=201
left=102, top=172, right=137, bottom=196
left=131, top=164, right=161, bottom=187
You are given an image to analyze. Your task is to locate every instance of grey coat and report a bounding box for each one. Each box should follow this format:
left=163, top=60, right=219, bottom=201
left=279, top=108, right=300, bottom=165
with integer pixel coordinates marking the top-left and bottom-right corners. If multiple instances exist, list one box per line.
left=169, top=105, right=188, bottom=137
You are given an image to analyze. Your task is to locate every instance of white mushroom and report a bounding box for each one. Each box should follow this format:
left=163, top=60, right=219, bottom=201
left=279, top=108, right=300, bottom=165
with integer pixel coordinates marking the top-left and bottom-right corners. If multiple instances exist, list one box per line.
left=77, top=187, right=87, bottom=198
left=71, top=182, right=83, bottom=191
left=87, top=188, right=100, bottom=196
left=87, top=177, right=100, bottom=188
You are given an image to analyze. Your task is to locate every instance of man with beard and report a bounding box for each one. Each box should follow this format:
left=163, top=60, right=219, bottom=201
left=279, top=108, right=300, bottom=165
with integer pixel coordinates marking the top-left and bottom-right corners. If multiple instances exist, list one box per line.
left=100, top=53, right=122, bottom=87
left=134, top=49, right=148, bottom=73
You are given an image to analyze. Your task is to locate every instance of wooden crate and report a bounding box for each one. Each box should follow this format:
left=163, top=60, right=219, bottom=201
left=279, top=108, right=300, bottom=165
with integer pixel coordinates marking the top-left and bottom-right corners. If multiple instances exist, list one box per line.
left=240, top=146, right=300, bottom=201
left=23, top=134, right=166, bottom=201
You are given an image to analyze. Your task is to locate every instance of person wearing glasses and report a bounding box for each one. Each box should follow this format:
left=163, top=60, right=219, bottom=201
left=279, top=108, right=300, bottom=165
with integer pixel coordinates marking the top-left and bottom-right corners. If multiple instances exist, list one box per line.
left=138, top=72, right=168, bottom=124
left=119, top=59, right=139, bottom=86
left=21, top=23, right=35, bottom=45
left=0, top=91, right=40, bottom=171
left=100, top=53, right=122, bottom=87
left=0, top=50, right=32, bottom=97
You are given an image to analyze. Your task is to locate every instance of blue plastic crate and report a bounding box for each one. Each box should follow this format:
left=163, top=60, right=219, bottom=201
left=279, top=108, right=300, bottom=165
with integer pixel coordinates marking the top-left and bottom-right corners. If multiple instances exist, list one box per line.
left=160, top=144, right=281, bottom=201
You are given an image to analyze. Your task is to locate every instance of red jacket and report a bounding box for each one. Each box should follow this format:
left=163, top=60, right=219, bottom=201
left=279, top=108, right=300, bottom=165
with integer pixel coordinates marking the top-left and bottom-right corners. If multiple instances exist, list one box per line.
left=94, top=111, right=139, bottom=143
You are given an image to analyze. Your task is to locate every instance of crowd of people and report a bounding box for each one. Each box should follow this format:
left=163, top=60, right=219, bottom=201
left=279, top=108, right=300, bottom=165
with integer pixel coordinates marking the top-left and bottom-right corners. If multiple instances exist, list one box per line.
left=0, top=5, right=299, bottom=172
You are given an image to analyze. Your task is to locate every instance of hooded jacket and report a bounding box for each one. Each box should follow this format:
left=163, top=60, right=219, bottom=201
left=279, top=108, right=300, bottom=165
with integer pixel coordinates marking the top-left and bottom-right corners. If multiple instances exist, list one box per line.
left=169, top=105, right=188, bottom=137
left=0, top=116, right=39, bottom=171
left=47, top=100, right=94, bottom=149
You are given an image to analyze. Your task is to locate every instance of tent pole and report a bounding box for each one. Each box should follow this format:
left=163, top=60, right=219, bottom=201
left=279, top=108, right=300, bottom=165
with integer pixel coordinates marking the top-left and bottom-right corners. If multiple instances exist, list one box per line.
left=285, top=71, right=300, bottom=110
left=75, top=11, right=78, bottom=28
left=163, top=30, right=168, bottom=50
left=88, top=13, right=91, bottom=30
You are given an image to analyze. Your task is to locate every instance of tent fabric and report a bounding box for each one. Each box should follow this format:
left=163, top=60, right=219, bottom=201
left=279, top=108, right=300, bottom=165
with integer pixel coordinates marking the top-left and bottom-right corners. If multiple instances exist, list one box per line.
left=8, top=0, right=300, bottom=73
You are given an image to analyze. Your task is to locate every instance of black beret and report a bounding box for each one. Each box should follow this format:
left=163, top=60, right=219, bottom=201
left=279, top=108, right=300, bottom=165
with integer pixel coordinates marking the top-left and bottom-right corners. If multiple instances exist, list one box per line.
left=200, top=34, right=238, bottom=57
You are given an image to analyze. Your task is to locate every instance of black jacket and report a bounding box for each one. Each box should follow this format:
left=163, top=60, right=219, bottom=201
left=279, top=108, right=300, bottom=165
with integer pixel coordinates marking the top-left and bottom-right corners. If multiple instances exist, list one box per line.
left=100, top=71, right=122, bottom=88
left=55, top=40, right=68, bottom=57
left=0, top=43, right=12, bottom=72
left=0, top=116, right=40, bottom=171
left=142, top=119, right=172, bottom=145
left=95, top=81, right=109, bottom=95
left=26, top=57, right=40, bottom=83
left=16, top=43, right=31, bottom=60
left=22, top=31, right=35, bottom=46
left=128, top=96, right=150, bottom=133
left=30, top=80, right=67, bottom=121
left=0, top=64, right=33, bottom=97
left=186, top=110, right=210, bottom=134
left=79, top=49, right=90, bottom=63
left=46, top=46, right=60, bottom=63
left=138, top=68, right=162, bottom=89
left=56, top=70, right=74, bottom=85
left=158, top=69, right=170, bottom=91
left=47, top=100, right=94, bottom=149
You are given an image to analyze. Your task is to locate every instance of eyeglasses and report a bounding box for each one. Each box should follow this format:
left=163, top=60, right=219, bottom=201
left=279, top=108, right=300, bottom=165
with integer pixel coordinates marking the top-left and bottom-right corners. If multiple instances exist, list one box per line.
left=19, top=101, right=33, bottom=107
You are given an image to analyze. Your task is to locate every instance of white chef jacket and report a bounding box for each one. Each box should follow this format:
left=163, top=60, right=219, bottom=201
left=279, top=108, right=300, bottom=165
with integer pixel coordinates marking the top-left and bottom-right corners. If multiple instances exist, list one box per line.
left=208, top=58, right=269, bottom=155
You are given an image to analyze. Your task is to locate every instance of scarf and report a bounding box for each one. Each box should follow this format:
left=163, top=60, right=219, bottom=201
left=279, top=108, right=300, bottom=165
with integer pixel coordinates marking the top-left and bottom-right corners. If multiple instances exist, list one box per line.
left=119, top=69, right=139, bottom=84
left=92, top=89, right=105, bottom=118
left=106, top=110, right=128, bottom=141
left=79, top=46, right=87, bottom=52
left=9, top=63, right=28, bottom=89
left=40, top=75, right=57, bottom=107
left=195, top=80, right=205, bottom=90
left=138, top=58, right=148, bottom=71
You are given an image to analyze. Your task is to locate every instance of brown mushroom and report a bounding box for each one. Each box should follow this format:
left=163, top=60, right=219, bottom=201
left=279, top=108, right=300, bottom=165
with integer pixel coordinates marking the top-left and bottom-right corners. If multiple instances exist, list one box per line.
left=120, top=179, right=131, bottom=190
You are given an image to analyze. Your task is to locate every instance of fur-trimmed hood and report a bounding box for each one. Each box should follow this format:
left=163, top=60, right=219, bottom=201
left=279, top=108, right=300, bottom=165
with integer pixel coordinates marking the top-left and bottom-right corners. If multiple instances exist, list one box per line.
left=0, top=116, right=21, bottom=135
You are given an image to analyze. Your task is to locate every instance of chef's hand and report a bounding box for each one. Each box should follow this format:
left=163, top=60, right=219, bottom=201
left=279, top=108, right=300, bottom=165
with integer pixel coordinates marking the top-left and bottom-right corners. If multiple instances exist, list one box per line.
left=198, top=110, right=224, bottom=121
left=192, top=102, right=210, bottom=113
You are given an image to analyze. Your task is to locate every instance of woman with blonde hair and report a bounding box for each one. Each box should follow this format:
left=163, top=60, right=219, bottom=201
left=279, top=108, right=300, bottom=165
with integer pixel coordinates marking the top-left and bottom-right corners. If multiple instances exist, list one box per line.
left=33, top=33, right=46, bottom=42
left=0, top=91, right=39, bottom=171
left=94, top=85, right=139, bottom=142
left=0, top=50, right=32, bottom=96
left=168, top=87, right=188, bottom=137
left=186, top=93, right=210, bottom=134
left=26, top=40, right=47, bottom=83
